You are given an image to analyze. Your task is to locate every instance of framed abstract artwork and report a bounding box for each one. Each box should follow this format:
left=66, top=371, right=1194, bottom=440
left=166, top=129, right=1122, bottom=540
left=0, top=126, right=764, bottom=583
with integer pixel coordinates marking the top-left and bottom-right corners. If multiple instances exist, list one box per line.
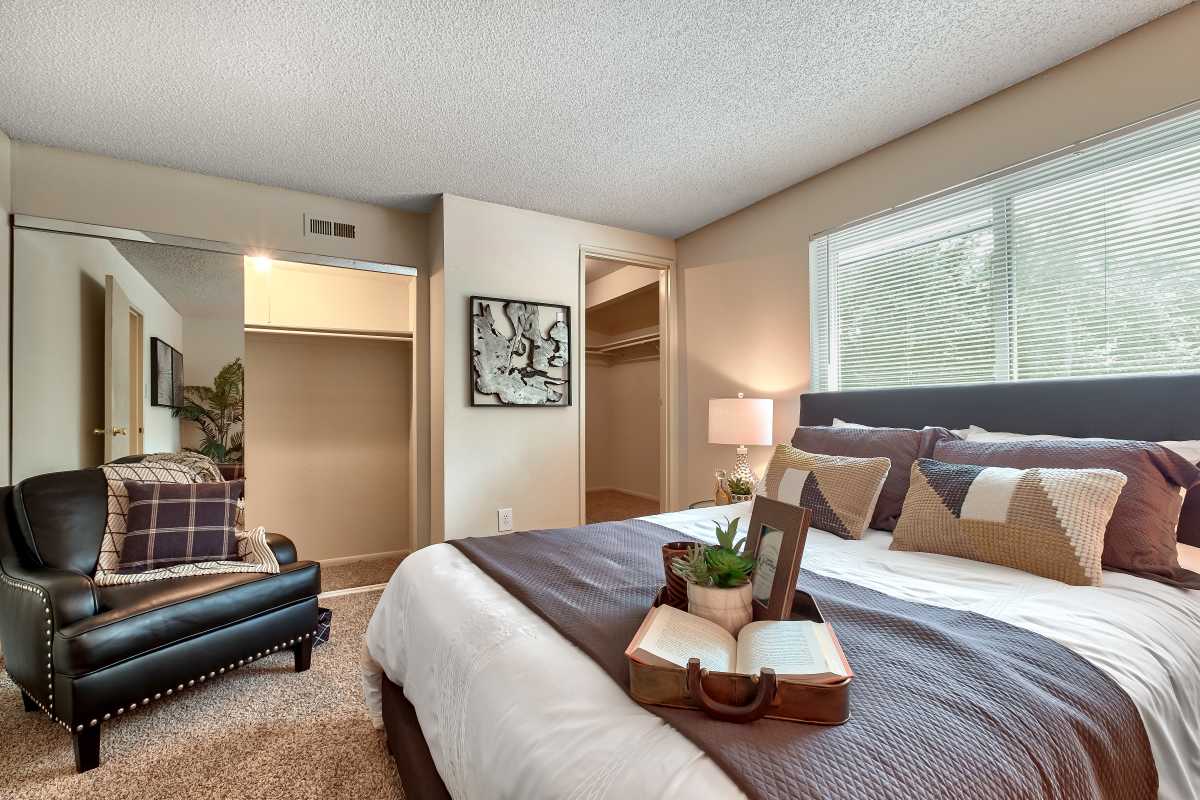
left=470, top=296, right=571, bottom=406
left=151, top=337, right=185, bottom=408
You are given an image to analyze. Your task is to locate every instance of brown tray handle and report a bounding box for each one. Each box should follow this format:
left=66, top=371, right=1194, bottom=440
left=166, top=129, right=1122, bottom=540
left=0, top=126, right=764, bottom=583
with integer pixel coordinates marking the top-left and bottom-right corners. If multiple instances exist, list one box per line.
left=686, top=658, right=779, bottom=723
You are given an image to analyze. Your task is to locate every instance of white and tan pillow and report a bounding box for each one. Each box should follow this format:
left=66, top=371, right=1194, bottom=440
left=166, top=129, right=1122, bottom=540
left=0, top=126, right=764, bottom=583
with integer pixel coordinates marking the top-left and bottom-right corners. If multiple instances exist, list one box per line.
left=762, top=444, right=890, bottom=540
left=892, top=458, right=1127, bottom=586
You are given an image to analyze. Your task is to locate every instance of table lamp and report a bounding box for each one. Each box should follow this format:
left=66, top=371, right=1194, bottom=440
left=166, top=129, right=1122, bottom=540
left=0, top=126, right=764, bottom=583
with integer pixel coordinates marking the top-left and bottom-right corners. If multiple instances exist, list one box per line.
left=708, top=393, right=774, bottom=487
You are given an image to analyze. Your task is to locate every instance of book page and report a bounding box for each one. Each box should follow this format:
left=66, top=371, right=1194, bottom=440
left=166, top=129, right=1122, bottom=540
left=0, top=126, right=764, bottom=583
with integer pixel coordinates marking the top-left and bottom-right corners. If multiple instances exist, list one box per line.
left=627, top=605, right=736, bottom=673
left=735, top=621, right=846, bottom=681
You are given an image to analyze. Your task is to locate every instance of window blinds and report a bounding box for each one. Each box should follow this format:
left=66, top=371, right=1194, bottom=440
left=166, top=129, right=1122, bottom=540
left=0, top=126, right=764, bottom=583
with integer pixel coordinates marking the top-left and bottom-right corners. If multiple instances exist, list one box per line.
left=810, top=105, right=1200, bottom=392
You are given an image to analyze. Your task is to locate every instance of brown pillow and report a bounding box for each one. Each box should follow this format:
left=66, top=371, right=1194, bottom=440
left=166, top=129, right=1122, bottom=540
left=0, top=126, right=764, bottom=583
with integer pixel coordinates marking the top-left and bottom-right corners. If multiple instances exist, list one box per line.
left=762, top=444, right=890, bottom=540
left=790, top=425, right=959, bottom=531
left=892, top=459, right=1127, bottom=586
left=932, top=438, right=1200, bottom=588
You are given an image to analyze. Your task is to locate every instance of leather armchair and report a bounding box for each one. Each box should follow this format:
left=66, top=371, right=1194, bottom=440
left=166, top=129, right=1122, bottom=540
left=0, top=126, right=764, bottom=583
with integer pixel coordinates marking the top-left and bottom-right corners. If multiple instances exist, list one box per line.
left=0, top=470, right=321, bottom=773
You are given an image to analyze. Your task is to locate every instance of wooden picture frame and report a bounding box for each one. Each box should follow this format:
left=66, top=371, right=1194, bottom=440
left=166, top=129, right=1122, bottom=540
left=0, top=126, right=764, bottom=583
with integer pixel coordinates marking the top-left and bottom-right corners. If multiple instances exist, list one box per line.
left=745, top=496, right=812, bottom=621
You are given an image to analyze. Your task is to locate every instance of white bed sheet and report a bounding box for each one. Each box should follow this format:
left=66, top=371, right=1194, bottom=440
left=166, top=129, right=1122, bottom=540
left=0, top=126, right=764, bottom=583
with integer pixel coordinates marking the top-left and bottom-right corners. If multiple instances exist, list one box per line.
left=363, top=503, right=1200, bottom=800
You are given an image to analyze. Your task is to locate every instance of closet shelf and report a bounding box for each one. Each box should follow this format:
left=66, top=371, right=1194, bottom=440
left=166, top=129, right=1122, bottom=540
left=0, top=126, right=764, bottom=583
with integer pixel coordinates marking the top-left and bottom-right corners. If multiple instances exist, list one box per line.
left=585, top=332, right=660, bottom=354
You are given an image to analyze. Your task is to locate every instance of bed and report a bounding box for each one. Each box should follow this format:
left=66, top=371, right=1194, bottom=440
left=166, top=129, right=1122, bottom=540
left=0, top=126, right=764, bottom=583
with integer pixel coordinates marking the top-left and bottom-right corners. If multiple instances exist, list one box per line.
left=362, top=374, right=1200, bottom=799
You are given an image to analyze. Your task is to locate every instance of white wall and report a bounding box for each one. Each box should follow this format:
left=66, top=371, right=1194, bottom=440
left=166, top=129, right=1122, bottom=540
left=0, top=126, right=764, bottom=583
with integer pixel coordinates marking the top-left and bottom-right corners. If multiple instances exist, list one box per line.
left=244, top=332, right=412, bottom=561
left=11, top=143, right=427, bottom=267
left=0, top=128, right=10, bottom=486
left=675, top=4, right=1200, bottom=502
left=12, top=229, right=182, bottom=480
left=430, top=195, right=673, bottom=541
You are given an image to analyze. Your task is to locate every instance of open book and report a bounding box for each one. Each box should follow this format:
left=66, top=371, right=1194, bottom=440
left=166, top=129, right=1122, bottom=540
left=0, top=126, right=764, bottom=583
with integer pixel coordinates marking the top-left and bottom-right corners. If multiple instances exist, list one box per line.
left=625, top=604, right=852, bottom=685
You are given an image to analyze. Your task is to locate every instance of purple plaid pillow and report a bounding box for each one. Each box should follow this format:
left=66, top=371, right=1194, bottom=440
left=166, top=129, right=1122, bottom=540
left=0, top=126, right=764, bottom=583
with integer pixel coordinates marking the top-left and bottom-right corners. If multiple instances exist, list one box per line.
left=117, top=480, right=243, bottom=573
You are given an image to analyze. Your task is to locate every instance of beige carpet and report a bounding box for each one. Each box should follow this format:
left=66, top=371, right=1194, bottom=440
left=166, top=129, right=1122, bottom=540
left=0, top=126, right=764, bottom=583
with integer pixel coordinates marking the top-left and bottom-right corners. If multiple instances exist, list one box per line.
left=0, top=589, right=404, bottom=800
left=321, top=553, right=406, bottom=592
left=586, top=489, right=659, bottom=523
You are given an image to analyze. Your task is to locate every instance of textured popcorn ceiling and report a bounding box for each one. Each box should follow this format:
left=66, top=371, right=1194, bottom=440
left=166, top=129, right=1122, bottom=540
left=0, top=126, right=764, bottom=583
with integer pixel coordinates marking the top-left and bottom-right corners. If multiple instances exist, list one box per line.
left=0, top=1, right=1185, bottom=238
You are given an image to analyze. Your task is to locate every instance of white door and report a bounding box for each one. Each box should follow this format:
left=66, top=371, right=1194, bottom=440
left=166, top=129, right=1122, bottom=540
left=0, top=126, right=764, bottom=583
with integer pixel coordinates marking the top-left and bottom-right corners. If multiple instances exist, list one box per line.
left=104, top=275, right=132, bottom=461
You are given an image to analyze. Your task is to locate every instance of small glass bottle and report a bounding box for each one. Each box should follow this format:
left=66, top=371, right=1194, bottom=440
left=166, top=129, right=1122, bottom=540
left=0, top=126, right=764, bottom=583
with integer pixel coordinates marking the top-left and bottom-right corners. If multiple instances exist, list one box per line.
left=714, top=469, right=732, bottom=506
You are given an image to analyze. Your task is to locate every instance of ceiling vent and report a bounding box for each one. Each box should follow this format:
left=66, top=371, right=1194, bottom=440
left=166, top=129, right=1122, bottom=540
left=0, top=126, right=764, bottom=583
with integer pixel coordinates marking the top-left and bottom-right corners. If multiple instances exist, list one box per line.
left=304, top=214, right=356, bottom=240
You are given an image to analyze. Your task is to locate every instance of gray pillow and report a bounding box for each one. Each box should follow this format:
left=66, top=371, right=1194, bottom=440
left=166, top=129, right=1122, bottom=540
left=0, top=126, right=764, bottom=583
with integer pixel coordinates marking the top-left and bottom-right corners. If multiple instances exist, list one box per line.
left=932, top=438, right=1200, bottom=588
left=790, top=426, right=959, bottom=531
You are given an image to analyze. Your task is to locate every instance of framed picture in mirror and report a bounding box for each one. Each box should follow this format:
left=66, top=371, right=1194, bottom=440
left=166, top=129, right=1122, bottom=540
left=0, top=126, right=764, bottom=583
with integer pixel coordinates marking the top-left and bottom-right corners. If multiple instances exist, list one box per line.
left=746, top=496, right=812, bottom=620
left=151, top=337, right=184, bottom=408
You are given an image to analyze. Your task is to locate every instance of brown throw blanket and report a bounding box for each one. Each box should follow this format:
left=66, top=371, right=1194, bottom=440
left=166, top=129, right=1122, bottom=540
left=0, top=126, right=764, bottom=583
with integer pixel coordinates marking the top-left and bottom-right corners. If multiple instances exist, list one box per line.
left=449, top=519, right=1157, bottom=800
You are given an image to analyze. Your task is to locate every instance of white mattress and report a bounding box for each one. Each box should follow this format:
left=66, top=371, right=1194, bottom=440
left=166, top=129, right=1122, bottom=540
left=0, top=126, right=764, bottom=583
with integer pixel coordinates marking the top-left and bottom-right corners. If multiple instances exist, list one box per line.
left=363, top=503, right=1200, bottom=800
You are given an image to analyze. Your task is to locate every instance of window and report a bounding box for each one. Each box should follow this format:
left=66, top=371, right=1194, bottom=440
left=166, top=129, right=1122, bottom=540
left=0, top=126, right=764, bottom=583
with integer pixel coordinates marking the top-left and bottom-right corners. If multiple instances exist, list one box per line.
left=810, top=106, right=1200, bottom=391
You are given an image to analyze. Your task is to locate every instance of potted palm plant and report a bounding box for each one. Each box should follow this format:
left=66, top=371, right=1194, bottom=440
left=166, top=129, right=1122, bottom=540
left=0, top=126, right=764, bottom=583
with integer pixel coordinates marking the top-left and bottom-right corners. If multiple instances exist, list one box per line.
left=670, top=518, right=756, bottom=634
left=172, top=358, right=244, bottom=464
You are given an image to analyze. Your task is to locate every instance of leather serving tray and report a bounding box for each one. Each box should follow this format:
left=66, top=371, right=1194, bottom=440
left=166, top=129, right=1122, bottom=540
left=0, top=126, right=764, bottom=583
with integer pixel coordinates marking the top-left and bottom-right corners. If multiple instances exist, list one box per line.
left=629, top=589, right=851, bottom=725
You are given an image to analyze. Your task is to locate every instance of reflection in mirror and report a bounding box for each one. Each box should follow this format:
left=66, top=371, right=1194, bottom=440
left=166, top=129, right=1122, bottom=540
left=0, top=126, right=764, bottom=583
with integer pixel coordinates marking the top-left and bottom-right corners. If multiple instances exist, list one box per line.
left=751, top=525, right=783, bottom=604
left=12, top=229, right=245, bottom=481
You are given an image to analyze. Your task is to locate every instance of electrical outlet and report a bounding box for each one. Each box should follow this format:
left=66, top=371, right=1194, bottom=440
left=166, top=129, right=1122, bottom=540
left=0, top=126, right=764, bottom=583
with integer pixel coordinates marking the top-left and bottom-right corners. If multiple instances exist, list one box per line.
left=497, top=507, right=514, bottom=532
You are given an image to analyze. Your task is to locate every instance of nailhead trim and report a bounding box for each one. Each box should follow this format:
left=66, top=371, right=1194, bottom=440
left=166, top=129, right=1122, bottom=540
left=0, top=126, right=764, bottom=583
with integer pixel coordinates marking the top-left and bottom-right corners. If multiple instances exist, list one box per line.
left=2, top=578, right=318, bottom=732
left=2, top=571, right=57, bottom=717
left=61, top=627, right=319, bottom=730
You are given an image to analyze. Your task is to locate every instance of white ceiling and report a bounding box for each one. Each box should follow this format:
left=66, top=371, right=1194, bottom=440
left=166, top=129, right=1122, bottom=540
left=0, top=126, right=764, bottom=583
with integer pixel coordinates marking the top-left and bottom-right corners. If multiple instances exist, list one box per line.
left=0, top=2, right=1185, bottom=238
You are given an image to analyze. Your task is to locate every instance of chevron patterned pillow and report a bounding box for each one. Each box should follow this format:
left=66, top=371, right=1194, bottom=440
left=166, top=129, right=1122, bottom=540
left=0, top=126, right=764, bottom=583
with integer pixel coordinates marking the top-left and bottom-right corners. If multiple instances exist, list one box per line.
left=892, top=459, right=1128, bottom=586
left=762, top=444, right=891, bottom=539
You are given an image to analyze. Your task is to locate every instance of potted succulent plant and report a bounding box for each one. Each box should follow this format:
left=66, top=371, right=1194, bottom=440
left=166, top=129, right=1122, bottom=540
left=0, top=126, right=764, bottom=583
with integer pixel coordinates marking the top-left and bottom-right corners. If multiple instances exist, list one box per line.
left=726, top=475, right=754, bottom=503
left=670, top=517, right=756, bottom=634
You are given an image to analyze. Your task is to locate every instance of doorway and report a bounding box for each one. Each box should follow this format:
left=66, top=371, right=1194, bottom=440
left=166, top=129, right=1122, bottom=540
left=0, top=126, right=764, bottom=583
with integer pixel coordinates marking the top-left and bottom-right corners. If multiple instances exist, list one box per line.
left=580, top=252, right=674, bottom=523
left=128, top=308, right=144, bottom=453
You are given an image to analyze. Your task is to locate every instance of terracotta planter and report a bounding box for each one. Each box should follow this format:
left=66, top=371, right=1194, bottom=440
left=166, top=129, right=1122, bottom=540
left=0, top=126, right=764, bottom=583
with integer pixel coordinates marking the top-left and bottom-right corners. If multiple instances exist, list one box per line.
left=687, top=582, right=753, bottom=635
left=730, top=493, right=753, bottom=503
left=661, top=542, right=693, bottom=610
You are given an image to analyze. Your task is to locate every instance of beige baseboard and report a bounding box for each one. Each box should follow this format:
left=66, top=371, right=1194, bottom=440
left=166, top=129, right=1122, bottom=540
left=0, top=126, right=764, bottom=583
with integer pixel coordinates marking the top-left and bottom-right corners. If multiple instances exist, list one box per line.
left=586, top=487, right=661, bottom=503
left=318, top=549, right=409, bottom=567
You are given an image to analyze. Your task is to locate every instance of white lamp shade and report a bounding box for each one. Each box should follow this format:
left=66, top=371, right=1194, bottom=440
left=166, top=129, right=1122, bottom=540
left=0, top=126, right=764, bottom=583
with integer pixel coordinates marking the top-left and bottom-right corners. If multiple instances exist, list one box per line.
left=708, top=397, right=773, bottom=446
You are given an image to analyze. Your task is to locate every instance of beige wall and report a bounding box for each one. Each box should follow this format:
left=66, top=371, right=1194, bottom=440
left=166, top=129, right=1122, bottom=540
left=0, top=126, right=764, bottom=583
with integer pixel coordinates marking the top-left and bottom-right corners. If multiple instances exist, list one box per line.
left=244, top=258, right=415, bottom=333
left=431, top=194, right=673, bottom=541
left=12, top=229, right=182, bottom=480
left=244, top=332, right=412, bottom=561
left=11, top=143, right=427, bottom=267
left=585, top=357, right=660, bottom=499
left=181, top=317, right=245, bottom=453
left=0, top=129, right=10, bottom=485
left=675, top=5, right=1200, bottom=502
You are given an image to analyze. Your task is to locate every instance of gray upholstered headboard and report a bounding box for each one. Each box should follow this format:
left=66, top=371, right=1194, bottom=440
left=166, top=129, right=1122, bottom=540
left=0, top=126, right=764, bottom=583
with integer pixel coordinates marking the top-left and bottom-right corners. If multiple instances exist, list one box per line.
left=798, top=373, right=1200, bottom=546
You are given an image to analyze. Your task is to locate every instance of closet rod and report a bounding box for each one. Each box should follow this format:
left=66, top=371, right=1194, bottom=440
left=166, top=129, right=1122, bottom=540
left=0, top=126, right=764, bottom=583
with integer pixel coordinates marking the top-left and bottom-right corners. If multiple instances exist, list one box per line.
left=245, top=324, right=414, bottom=342
left=584, top=332, right=659, bottom=354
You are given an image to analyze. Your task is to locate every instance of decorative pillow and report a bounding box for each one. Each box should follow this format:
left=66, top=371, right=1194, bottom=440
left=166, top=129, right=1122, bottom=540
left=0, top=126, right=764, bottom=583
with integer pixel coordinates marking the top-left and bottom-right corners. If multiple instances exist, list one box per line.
left=892, top=459, right=1127, bottom=586
left=762, top=445, right=890, bottom=540
left=834, top=418, right=970, bottom=439
left=95, top=461, right=279, bottom=585
left=963, top=425, right=1200, bottom=466
left=790, top=425, right=958, bottom=531
left=932, top=438, right=1200, bottom=588
left=117, top=480, right=244, bottom=573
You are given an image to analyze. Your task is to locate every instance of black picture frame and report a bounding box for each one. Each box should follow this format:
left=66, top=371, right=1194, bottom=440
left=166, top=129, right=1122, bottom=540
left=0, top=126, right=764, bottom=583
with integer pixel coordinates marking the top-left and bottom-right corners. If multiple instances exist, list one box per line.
left=469, top=295, right=572, bottom=407
left=745, top=496, right=812, bottom=621
left=151, top=337, right=184, bottom=408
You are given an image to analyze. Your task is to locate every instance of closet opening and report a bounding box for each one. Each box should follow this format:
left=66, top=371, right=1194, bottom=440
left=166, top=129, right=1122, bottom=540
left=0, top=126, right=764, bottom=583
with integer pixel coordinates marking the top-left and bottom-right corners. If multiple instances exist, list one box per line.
left=243, top=258, right=415, bottom=592
left=583, top=258, right=667, bottom=523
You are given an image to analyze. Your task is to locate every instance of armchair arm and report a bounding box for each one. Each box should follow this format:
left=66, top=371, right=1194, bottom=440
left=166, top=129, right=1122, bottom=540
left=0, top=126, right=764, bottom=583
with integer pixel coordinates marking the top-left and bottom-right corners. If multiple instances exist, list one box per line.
left=264, top=532, right=298, bottom=566
left=0, top=563, right=97, bottom=713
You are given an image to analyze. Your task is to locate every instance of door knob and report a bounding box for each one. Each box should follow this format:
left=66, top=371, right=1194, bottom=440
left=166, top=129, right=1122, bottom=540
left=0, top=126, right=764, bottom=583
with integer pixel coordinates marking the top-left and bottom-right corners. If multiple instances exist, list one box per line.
left=112, top=426, right=129, bottom=437
left=93, top=427, right=105, bottom=436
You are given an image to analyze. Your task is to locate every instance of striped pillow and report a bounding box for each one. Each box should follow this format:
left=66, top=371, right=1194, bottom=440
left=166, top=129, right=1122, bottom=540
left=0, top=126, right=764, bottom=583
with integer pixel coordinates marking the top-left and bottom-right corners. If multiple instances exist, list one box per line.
left=892, top=459, right=1127, bottom=585
left=117, top=480, right=243, bottom=573
left=763, top=444, right=890, bottom=539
